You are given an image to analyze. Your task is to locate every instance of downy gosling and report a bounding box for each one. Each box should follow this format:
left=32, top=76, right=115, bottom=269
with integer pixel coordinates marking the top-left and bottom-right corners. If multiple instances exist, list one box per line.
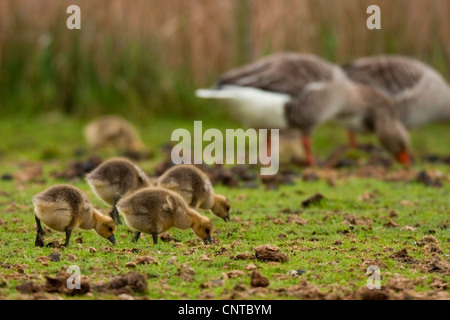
left=85, top=157, right=150, bottom=224
left=32, top=184, right=116, bottom=247
left=116, top=187, right=214, bottom=245
left=157, top=164, right=231, bottom=222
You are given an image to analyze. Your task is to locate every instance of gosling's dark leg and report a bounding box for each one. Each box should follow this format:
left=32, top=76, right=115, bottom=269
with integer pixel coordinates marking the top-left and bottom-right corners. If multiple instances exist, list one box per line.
left=131, top=231, right=141, bottom=243
left=152, top=232, right=158, bottom=244
left=111, top=194, right=123, bottom=225
left=35, top=216, right=45, bottom=247
left=64, top=228, right=72, bottom=247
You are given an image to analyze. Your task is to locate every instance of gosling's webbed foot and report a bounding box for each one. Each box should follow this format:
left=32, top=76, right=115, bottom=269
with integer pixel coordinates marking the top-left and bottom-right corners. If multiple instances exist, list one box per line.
left=63, top=229, right=72, bottom=247
left=112, top=194, right=123, bottom=225
left=131, top=231, right=141, bottom=243
left=35, top=236, right=45, bottom=247
left=151, top=232, right=158, bottom=245
left=109, top=206, right=123, bottom=225
left=35, top=216, right=45, bottom=247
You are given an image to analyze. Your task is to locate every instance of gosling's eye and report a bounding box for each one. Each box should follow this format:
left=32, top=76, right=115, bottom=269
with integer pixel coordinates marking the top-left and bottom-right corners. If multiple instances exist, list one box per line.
left=108, top=227, right=113, bottom=232
left=205, top=228, right=210, bottom=235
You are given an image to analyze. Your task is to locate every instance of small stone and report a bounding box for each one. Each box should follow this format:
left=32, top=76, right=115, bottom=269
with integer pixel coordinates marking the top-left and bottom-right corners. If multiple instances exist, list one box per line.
left=287, top=269, right=305, bottom=276
left=125, top=262, right=137, bottom=268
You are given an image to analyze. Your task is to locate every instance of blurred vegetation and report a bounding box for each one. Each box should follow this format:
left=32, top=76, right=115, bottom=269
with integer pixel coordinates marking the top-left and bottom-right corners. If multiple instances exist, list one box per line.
left=0, top=0, right=449, bottom=120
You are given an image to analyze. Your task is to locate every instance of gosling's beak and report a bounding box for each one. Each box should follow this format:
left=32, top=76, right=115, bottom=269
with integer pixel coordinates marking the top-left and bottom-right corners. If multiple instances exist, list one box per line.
left=396, top=151, right=411, bottom=167
left=107, top=234, right=116, bottom=245
left=203, top=236, right=213, bottom=245
left=222, top=215, right=230, bottom=222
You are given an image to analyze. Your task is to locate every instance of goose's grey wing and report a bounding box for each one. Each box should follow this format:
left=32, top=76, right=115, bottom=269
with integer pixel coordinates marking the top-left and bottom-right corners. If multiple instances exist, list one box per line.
left=217, top=53, right=335, bottom=96
left=343, top=56, right=424, bottom=96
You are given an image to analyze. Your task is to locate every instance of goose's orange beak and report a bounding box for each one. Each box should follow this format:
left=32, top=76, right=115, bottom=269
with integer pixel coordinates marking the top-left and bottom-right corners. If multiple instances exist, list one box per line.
left=396, top=151, right=411, bottom=167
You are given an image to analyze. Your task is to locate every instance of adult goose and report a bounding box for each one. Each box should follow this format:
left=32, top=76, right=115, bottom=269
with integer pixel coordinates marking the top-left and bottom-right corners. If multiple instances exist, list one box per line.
left=343, top=55, right=450, bottom=130
left=196, top=53, right=411, bottom=166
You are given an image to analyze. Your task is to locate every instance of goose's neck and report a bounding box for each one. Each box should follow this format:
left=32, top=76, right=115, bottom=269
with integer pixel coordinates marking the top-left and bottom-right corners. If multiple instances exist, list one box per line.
left=186, top=208, right=199, bottom=229
left=345, top=83, right=378, bottom=113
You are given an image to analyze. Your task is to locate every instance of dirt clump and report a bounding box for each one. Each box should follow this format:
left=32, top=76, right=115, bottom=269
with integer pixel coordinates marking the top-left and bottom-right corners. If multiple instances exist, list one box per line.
left=302, top=193, right=324, bottom=208
left=96, top=272, right=148, bottom=294
left=416, top=171, right=442, bottom=187
left=254, top=245, right=288, bottom=262
left=16, top=282, right=41, bottom=294
left=51, top=156, right=102, bottom=180
left=135, top=256, right=158, bottom=265
left=250, top=270, right=270, bottom=288
left=44, top=273, right=91, bottom=296
left=390, top=249, right=418, bottom=265
left=419, top=254, right=450, bottom=275
left=417, top=236, right=442, bottom=254
left=177, top=263, right=196, bottom=282
left=233, top=251, right=255, bottom=260
left=48, top=251, right=61, bottom=262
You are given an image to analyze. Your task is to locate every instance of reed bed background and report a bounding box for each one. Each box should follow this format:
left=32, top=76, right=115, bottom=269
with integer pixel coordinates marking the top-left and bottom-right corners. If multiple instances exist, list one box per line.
left=1, top=0, right=449, bottom=120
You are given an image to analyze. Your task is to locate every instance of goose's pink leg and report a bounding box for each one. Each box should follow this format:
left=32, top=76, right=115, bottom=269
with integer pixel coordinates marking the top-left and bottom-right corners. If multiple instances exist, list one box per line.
left=347, top=129, right=358, bottom=149
left=302, top=135, right=315, bottom=166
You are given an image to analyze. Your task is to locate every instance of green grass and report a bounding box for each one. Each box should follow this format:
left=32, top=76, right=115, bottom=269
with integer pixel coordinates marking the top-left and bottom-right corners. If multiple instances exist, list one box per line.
left=0, top=115, right=449, bottom=300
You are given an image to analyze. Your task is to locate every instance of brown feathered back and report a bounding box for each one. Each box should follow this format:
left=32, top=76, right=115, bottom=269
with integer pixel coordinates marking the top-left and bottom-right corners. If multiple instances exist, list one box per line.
left=33, top=184, right=89, bottom=214
left=86, top=157, right=149, bottom=195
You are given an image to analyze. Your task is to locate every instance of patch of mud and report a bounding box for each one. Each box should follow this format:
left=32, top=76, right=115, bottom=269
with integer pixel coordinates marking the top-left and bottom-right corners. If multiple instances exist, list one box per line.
left=250, top=270, right=270, bottom=288
left=176, top=263, right=196, bottom=282
left=254, top=245, right=288, bottom=262
left=51, top=156, right=102, bottom=180
left=416, top=171, right=442, bottom=187
left=390, top=249, right=418, bottom=265
left=419, top=254, right=450, bottom=275
left=302, top=193, right=325, bottom=208
left=95, top=272, right=148, bottom=294
left=16, top=271, right=90, bottom=296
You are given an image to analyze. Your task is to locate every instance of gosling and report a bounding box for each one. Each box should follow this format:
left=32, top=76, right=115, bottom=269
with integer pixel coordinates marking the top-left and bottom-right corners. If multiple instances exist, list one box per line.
left=85, top=157, right=150, bottom=224
left=157, top=165, right=231, bottom=222
left=84, top=115, right=144, bottom=153
left=32, top=184, right=116, bottom=247
left=116, top=187, right=214, bottom=245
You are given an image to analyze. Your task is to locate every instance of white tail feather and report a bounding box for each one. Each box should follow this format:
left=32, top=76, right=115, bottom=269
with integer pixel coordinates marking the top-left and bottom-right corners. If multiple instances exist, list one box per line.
left=195, top=86, right=290, bottom=129
left=196, top=89, right=238, bottom=99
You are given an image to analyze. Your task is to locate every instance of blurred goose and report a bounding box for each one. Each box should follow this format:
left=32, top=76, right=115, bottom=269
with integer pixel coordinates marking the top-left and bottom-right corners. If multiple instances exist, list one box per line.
left=343, top=55, right=450, bottom=129
left=84, top=115, right=145, bottom=153
left=196, top=53, right=411, bottom=166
